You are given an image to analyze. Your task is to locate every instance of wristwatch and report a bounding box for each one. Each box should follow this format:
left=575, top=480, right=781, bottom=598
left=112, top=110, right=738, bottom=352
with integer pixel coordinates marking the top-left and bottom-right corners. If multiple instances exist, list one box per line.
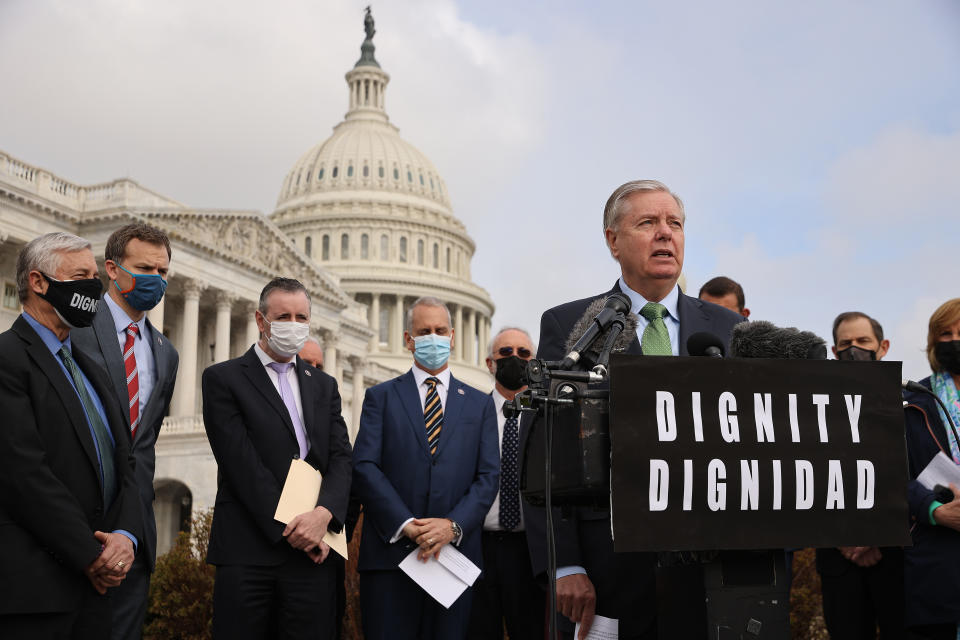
left=450, top=520, right=463, bottom=542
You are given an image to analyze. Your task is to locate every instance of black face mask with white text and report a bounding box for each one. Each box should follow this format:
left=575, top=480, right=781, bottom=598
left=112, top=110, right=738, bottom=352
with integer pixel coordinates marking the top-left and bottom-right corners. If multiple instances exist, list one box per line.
left=38, top=273, right=102, bottom=328
left=935, top=341, right=960, bottom=375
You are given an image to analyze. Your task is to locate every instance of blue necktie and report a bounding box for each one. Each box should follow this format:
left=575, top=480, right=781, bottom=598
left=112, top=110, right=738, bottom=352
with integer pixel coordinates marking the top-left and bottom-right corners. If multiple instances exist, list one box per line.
left=58, top=345, right=117, bottom=507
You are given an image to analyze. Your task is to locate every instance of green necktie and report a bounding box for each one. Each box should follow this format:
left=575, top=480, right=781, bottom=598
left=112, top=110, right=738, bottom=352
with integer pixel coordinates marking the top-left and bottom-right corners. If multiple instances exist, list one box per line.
left=58, top=345, right=117, bottom=507
left=640, top=302, right=672, bottom=356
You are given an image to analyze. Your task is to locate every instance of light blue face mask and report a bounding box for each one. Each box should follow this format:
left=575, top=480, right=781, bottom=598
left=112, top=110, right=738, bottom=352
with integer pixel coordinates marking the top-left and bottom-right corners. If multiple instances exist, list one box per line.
left=413, top=334, right=451, bottom=370
left=115, top=264, right=167, bottom=312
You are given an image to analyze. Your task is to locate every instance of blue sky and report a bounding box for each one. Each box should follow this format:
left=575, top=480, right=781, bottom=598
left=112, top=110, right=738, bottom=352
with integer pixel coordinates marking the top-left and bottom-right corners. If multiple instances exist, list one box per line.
left=1, top=0, right=958, bottom=379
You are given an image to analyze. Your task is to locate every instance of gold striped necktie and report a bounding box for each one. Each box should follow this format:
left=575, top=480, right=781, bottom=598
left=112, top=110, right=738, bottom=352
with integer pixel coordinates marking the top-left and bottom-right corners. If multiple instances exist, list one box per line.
left=424, top=377, right=443, bottom=456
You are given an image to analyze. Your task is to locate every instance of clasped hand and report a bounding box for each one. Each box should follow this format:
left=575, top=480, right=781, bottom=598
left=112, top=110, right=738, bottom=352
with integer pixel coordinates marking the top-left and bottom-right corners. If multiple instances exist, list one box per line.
left=84, top=531, right=135, bottom=595
left=284, top=506, right=333, bottom=564
left=404, top=518, right=454, bottom=561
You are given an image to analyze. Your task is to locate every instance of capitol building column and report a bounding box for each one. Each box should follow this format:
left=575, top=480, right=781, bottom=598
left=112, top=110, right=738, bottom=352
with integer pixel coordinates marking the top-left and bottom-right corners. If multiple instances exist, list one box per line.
left=214, top=291, right=235, bottom=363
left=350, top=356, right=366, bottom=441
left=173, top=278, right=205, bottom=416
left=147, top=295, right=165, bottom=334
left=369, top=293, right=380, bottom=350
left=479, top=315, right=489, bottom=361
left=464, top=308, right=475, bottom=365
left=453, top=304, right=463, bottom=361
left=391, top=295, right=404, bottom=354
left=322, top=329, right=338, bottom=379
left=244, top=302, right=260, bottom=350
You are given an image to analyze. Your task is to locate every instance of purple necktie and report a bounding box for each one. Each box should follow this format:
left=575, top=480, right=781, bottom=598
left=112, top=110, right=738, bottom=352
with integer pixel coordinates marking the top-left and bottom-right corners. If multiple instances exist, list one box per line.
left=267, top=362, right=309, bottom=459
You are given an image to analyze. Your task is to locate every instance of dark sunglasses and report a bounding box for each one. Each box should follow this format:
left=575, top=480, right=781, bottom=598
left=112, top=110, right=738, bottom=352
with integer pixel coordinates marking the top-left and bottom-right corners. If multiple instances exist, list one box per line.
left=498, top=346, right=532, bottom=358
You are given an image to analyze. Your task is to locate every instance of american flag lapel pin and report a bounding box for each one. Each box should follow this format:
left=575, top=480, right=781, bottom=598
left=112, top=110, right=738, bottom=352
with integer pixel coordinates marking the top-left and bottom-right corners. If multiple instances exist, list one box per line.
left=457, top=388, right=464, bottom=395
left=305, top=369, right=312, bottom=377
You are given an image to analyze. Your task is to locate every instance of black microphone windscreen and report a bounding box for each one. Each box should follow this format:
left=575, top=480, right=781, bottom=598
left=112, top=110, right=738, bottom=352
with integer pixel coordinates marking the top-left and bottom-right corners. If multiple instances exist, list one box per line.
left=687, top=332, right=726, bottom=357
left=729, top=320, right=827, bottom=360
left=564, top=298, right=607, bottom=354
left=563, top=297, right=639, bottom=358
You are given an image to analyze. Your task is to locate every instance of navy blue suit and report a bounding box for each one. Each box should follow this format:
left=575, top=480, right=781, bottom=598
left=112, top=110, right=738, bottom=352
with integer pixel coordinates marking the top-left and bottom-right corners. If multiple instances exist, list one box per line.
left=522, top=282, right=745, bottom=639
left=353, top=368, right=500, bottom=640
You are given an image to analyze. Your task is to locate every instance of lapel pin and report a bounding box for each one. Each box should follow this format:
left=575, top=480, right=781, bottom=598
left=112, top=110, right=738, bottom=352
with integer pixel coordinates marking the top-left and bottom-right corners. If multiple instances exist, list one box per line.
left=305, top=369, right=312, bottom=377
left=457, top=388, right=464, bottom=395
left=157, top=336, right=162, bottom=344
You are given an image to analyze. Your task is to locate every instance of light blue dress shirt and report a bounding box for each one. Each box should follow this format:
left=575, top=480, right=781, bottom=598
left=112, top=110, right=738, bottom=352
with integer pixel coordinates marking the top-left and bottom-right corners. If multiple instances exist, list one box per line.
left=103, top=293, right=157, bottom=430
left=22, top=312, right=137, bottom=550
left=617, top=276, right=681, bottom=356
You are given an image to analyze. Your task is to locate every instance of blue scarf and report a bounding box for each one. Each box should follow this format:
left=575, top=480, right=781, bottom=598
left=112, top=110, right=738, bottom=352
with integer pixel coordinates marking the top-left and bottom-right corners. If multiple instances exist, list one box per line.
left=931, top=371, right=960, bottom=464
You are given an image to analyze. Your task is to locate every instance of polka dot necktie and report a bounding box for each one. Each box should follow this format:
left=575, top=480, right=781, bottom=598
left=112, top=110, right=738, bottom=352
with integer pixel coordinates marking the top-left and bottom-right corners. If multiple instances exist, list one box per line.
left=499, top=414, right=520, bottom=530
left=424, top=377, right=443, bottom=457
left=640, top=302, right=672, bottom=356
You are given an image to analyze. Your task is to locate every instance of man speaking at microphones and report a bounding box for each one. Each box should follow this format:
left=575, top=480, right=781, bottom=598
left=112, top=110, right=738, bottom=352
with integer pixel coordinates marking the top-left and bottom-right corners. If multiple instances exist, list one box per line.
left=523, top=180, right=744, bottom=639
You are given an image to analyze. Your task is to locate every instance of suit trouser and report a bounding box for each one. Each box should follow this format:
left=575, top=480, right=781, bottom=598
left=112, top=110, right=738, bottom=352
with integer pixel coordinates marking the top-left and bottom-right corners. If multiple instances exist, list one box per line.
left=467, top=531, right=545, bottom=640
left=554, top=518, right=658, bottom=640
left=212, top=555, right=337, bottom=640
left=109, top=555, right=150, bottom=640
left=819, top=548, right=904, bottom=640
left=360, top=569, right=473, bottom=640
left=0, top=586, right=111, bottom=640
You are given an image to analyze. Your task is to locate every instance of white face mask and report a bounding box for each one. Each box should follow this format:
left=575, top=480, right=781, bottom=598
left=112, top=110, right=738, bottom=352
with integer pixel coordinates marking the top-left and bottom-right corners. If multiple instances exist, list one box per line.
left=266, top=320, right=310, bottom=358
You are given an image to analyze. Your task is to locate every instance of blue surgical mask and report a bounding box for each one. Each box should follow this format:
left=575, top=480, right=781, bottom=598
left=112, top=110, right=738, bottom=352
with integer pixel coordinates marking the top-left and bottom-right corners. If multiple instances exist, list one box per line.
left=413, top=334, right=451, bottom=370
left=115, top=264, right=167, bottom=311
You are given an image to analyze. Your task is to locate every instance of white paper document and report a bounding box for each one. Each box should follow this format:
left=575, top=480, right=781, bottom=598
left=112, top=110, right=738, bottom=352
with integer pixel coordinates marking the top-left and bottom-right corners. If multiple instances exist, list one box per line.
left=575, top=614, right=618, bottom=639
left=398, top=544, right=481, bottom=609
left=273, top=458, right=348, bottom=559
left=917, top=451, right=960, bottom=492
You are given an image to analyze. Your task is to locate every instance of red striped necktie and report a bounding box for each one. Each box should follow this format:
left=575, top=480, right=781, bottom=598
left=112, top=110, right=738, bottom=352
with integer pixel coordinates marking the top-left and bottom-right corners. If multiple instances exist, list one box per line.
left=124, top=323, right=140, bottom=439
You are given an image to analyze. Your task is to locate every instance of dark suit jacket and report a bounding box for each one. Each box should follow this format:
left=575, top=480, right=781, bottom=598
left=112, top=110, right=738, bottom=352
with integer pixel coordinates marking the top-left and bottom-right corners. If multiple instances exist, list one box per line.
left=202, top=347, right=352, bottom=567
left=902, top=377, right=960, bottom=626
left=0, top=315, right=141, bottom=615
left=352, top=369, right=500, bottom=571
left=521, top=282, right=744, bottom=631
left=71, top=298, right=179, bottom=571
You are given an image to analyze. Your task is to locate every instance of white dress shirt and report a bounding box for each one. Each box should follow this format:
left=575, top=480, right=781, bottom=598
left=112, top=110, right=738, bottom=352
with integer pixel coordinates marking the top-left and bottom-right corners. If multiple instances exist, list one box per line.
left=391, top=365, right=456, bottom=543
left=103, top=293, right=157, bottom=428
left=410, top=363, right=451, bottom=411
left=253, top=342, right=306, bottom=428
left=482, top=388, right=525, bottom=532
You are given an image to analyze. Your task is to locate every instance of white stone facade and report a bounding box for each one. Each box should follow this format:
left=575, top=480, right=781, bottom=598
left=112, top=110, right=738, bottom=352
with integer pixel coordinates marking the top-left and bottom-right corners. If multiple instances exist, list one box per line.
left=0, top=21, right=495, bottom=556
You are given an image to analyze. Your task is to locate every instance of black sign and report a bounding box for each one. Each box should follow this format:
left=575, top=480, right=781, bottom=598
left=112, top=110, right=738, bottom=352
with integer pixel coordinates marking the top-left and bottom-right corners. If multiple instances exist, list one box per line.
left=609, top=355, right=911, bottom=552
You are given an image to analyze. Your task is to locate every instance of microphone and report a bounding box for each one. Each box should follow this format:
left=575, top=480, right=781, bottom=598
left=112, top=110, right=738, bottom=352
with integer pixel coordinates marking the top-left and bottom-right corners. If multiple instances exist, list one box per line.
left=560, top=293, right=633, bottom=370
left=902, top=379, right=930, bottom=394
left=729, top=320, right=827, bottom=360
left=687, top=332, right=725, bottom=358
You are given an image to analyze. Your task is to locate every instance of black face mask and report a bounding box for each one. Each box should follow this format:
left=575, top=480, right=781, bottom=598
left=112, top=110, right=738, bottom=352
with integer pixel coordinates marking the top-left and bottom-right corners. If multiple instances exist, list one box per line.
left=935, top=341, right=960, bottom=375
left=494, top=355, right=527, bottom=391
left=836, top=345, right=877, bottom=362
left=38, top=273, right=102, bottom=329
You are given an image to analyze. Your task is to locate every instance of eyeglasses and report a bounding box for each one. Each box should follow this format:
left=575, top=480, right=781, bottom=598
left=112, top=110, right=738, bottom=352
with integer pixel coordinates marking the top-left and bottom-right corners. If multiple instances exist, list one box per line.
left=498, top=346, right=532, bottom=358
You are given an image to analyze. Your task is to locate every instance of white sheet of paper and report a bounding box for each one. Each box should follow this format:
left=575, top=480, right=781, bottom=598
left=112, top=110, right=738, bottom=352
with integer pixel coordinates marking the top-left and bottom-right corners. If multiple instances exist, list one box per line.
left=398, top=545, right=480, bottom=608
left=436, top=544, right=481, bottom=586
left=273, top=458, right=348, bottom=560
left=575, top=614, right=618, bottom=640
left=917, top=451, right=960, bottom=492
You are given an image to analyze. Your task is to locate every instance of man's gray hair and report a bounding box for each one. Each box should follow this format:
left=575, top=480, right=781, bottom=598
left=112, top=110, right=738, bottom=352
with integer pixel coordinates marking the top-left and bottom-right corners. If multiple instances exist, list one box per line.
left=405, top=296, right=452, bottom=333
left=602, top=179, right=685, bottom=233
left=16, top=232, right=92, bottom=302
left=487, top=326, right=535, bottom=359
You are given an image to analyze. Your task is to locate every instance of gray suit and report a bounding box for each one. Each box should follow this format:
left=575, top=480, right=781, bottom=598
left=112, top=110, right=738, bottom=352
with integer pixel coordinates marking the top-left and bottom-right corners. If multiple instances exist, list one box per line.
left=72, top=297, right=179, bottom=639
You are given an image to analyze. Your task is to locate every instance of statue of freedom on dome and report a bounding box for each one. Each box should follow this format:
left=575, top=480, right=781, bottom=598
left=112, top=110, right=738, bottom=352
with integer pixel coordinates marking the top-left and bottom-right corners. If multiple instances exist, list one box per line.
left=364, top=7, right=376, bottom=42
